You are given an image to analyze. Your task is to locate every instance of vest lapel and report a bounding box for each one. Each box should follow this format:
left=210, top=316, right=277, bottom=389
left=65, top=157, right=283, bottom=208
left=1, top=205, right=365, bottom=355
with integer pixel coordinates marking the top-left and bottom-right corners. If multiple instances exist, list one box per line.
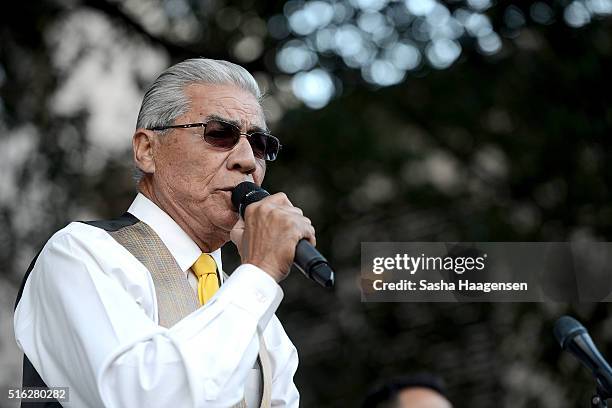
left=107, top=220, right=199, bottom=327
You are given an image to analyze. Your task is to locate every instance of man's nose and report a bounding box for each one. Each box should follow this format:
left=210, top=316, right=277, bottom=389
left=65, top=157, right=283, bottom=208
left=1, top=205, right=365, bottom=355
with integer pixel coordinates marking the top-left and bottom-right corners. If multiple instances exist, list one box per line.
left=226, top=136, right=257, bottom=174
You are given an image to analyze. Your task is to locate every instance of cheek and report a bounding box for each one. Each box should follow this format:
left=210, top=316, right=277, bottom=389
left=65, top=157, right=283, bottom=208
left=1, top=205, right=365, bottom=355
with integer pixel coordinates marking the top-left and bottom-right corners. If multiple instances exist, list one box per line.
left=159, top=153, right=199, bottom=182
left=254, top=163, right=266, bottom=184
left=157, top=145, right=221, bottom=191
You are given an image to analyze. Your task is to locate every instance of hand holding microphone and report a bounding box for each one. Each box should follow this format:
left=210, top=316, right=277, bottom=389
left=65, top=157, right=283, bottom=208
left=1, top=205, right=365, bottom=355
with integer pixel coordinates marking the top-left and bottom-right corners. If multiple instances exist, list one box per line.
left=230, top=182, right=334, bottom=288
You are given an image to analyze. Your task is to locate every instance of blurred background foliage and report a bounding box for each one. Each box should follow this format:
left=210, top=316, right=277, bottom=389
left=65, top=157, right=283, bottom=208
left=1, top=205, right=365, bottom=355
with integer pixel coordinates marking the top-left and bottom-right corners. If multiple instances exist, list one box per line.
left=1, top=0, right=612, bottom=407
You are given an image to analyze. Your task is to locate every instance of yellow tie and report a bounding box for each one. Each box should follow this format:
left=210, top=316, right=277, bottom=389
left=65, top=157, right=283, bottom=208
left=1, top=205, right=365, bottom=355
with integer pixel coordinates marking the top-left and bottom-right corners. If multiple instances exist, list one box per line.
left=192, top=253, right=220, bottom=305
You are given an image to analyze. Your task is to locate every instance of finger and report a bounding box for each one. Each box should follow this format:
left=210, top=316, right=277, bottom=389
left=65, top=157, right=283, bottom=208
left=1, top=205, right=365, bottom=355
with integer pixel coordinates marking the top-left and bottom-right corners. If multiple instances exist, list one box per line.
left=287, top=213, right=314, bottom=242
left=265, top=192, right=293, bottom=207
left=281, top=206, right=304, bottom=216
left=230, top=228, right=244, bottom=245
left=300, top=223, right=316, bottom=247
left=230, top=218, right=246, bottom=246
left=232, top=217, right=245, bottom=230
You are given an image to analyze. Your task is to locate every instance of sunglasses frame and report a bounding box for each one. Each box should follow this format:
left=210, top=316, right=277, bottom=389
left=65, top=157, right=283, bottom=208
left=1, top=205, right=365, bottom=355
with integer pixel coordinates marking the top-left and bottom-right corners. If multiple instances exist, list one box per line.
left=149, top=119, right=282, bottom=161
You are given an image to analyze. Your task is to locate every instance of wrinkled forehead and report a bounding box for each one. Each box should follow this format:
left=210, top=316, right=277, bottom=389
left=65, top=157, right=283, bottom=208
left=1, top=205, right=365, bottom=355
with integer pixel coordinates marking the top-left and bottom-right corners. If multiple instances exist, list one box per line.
left=183, top=83, right=267, bottom=131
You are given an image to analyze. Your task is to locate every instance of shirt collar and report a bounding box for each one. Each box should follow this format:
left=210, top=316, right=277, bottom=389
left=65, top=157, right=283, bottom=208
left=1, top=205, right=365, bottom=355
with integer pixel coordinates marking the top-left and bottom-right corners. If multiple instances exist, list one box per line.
left=127, top=193, right=223, bottom=275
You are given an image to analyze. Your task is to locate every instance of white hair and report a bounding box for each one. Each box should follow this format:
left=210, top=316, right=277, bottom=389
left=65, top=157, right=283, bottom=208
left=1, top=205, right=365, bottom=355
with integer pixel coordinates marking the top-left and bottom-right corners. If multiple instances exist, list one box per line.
left=133, top=58, right=263, bottom=182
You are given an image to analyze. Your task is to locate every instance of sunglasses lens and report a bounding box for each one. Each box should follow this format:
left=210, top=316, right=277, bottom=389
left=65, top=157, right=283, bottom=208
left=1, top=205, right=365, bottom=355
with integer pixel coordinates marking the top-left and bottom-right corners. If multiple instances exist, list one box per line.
left=248, top=133, right=269, bottom=160
left=265, top=136, right=279, bottom=161
left=203, top=120, right=280, bottom=161
left=203, top=120, right=239, bottom=148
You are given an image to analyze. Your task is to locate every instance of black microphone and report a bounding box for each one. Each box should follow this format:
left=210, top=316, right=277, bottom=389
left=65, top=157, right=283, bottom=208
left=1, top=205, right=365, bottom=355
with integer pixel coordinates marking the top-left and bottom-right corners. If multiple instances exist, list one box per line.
left=554, top=315, right=612, bottom=398
left=231, top=181, right=335, bottom=288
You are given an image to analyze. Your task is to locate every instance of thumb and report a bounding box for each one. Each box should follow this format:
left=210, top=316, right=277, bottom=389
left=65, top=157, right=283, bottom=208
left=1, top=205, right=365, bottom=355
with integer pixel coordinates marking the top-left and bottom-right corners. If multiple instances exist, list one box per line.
left=230, top=218, right=245, bottom=249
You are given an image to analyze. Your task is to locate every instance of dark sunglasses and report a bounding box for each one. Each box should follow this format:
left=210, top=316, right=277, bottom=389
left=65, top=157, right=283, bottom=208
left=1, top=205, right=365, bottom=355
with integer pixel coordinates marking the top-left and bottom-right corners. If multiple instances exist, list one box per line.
left=150, top=119, right=281, bottom=161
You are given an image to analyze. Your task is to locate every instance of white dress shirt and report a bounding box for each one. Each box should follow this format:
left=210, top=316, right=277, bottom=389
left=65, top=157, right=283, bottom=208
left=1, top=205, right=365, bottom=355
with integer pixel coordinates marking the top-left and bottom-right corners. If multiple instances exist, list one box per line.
left=14, top=193, right=299, bottom=408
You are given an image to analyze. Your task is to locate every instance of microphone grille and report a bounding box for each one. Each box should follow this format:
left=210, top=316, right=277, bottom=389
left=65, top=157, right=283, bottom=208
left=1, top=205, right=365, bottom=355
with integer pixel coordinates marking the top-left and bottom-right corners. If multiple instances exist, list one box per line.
left=231, top=181, right=270, bottom=217
left=231, top=182, right=259, bottom=210
left=554, top=315, right=587, bottom=349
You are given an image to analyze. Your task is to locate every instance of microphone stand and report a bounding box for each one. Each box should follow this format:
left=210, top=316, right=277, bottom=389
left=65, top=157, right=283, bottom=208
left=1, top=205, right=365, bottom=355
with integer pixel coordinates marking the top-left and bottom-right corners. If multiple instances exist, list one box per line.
left=591, top=383, right=611, bottom=408
left=592, top=393, right=607, bottom=408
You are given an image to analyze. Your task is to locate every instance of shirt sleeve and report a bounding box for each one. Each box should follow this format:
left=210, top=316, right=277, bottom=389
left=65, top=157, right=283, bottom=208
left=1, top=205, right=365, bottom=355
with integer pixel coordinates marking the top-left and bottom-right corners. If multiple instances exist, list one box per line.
left=13, top=223, right=297, bottom=408
left=264, top=317, right=300, bottom=407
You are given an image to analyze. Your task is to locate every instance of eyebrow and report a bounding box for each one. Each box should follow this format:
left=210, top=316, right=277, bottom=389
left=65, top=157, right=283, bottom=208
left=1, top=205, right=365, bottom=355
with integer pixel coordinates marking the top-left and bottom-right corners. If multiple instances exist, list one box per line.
left=206, top=114, right=270, bottom=134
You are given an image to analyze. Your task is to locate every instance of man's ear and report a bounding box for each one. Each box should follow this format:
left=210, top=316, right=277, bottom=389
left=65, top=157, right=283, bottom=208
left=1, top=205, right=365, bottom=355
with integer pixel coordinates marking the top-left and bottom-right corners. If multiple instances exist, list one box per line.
left=133, top=129, right=156, bottom=174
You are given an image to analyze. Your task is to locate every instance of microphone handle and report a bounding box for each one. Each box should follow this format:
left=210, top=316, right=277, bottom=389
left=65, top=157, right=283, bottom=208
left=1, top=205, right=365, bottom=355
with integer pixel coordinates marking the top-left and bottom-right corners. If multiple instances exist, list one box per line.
left=294, top=239, right=334, bottom=288
left=571, top=334, right=612, bottom=397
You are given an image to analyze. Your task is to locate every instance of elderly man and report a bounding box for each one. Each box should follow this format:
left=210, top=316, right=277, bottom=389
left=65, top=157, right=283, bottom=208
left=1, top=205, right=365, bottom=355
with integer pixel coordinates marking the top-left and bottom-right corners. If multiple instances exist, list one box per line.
left=14, top=58, right=313, bottom=407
